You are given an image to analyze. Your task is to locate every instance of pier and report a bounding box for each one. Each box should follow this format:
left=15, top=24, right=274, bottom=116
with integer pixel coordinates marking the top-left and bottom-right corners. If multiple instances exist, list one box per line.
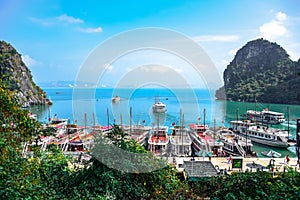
left=169, top=156, right=299, bottom=175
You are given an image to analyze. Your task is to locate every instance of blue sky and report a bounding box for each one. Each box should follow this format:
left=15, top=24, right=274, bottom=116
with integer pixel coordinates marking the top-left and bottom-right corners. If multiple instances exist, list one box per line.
left=1, top=0, right=300, bottom=88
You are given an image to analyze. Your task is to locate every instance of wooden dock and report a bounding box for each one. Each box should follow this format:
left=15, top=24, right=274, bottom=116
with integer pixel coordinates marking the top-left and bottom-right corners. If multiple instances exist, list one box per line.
left=169, top=156, right=299, bottom=174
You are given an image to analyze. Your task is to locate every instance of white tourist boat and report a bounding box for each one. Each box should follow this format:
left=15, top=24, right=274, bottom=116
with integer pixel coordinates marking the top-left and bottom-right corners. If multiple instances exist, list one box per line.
left=189, top=122, right=224, bottom=157
left=123, top=124, right=152, bottom=146
left=245, top=109, right=285, bottom=124
left=216, top=128, right=254, bottom=157
left=152, top=97, right=166, bottom=113
left=169, top=125, right=192, bottom=156
left=112, top=96, right=121, bottom=103
left=188, top=122, right=207, bottom=154
left=148, top=126, right=169, bottom=155
left=48, top=116, right=68, bottom=128
left=230, top=120, right=289, bottom=148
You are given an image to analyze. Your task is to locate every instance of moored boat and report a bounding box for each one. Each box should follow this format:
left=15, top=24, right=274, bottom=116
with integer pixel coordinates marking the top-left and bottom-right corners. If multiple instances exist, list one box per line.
left=245, top=109, right=285, bottom=124
left=216, top=127, right=254, bottom=157
left=148, top=126, right=169, bottom=155
left=152, top=97, right=166, bottom=113
left=169, top=125, right=192, bottom=156
left=230, top=120, right=289, bottom=148
left=49, top=116, right=68, bottom=128
left=112, top=96, right=121, bottom=103
left=261, top=150, right=281, bottom=158
left=188, top=122, right=207, bottom=155
left=124, top=124, right=151, bottom=146
left=189, top=121, right=224, bottom=156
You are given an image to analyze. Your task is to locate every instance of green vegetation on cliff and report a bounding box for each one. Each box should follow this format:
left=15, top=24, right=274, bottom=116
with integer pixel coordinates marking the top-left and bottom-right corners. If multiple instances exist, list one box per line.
left=216, top=39, right=300, bottom=104
left=2, top=83, right=300, bottom=199
left=0, top=41, right=51, bottom=106
left=1, top=49, right=300, bottom=198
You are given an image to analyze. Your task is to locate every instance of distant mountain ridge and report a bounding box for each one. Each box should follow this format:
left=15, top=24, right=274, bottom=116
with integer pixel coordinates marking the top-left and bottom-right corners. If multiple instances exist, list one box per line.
left=0, top=41, right=52, bottom=106
left=216, top=38, right=300, bottom=104
left=37, top=81, right=98, bottom=88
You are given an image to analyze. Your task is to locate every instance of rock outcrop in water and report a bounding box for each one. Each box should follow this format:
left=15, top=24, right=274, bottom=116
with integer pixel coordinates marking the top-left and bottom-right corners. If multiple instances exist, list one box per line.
left=216, top=38, right=300, bottom=104
left=0, top=41, right=52, bottom=107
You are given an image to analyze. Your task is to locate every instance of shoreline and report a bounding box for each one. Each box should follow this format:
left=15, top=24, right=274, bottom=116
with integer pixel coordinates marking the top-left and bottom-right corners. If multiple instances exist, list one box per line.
left=171, top=156, right=299, bottom=174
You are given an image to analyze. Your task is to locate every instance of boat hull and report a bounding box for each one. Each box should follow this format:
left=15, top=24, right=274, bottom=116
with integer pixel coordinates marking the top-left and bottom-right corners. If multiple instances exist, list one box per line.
left=241, top=134, right=288, bottom=148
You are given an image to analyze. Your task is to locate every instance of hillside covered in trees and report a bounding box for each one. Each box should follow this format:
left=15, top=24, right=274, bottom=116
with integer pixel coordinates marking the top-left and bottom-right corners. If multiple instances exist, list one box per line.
left=216, top=39, right=300, bottom=104
left=1, top=81, right=300, bottom=199
left=0, top=41, right=52, bottom=106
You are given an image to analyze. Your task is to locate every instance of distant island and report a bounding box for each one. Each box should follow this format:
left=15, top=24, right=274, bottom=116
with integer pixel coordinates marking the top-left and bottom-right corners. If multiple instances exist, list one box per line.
left=216, top=38, right=300, bottom=105
left=0, top=41, right=52, bottom=106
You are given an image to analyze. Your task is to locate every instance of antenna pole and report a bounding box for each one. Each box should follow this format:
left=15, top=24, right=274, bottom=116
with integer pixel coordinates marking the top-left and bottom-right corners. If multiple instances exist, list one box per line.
left=204, top=108, right=206, bottom=127
left=130, top=107, right=132, bottom=135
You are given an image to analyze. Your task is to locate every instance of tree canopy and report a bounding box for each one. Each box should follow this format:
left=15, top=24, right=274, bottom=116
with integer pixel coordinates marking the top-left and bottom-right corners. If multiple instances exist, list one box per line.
left=1, top=81, right=300, bottom=199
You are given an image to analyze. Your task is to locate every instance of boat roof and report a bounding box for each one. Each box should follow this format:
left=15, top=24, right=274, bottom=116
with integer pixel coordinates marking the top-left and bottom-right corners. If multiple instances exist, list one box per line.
left=229, top=120, right=256, bottom=125
left=261, top=110, right=284, bottom=115
left=189, top=123, right=209, bottom=129
left=152, top=125, right=169, bottom=130
left=153, top=101, right=166, bottom=106
left=246, top=110, right=284, bottom=115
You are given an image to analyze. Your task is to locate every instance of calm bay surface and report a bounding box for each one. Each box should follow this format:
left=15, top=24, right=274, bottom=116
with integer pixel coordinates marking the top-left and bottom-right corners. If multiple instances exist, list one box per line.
left=31, top=88, right=300, bottom=157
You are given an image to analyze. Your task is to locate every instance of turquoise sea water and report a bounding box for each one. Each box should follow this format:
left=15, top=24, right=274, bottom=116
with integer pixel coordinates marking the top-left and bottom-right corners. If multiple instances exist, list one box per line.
left=30, top=88, right=300, bottom=158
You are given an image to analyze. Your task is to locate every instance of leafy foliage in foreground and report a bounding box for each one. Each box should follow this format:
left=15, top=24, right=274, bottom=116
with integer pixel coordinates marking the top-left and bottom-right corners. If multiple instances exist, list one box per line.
left=61, top=125, right=187, bottom=199
left=0, top=82, right=71, bottom=199
left=1, top=81, right=300, bottom=199
left=191, top=170, right=300, bottom=199
left=0, top=82, right=186, bottom=199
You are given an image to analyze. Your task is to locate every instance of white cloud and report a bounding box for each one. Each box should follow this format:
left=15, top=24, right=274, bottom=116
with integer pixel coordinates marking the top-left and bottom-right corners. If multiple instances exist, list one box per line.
left=78, top=27, right=103, bottom=33
left=30, top=14, right=103, bottom=34
left=30, top=14, right=84, bottom=26
left=125, top=67, right=132, bottom=72
left=104, top=63, right=113, bottom=71
left=228, top=48, right=239, bottom=57
left=173, top=68, right=183, bottom=73
left=259, top=11, right=289, bottom=40
left=283, top=42, right=300, bottom=61
left=192, top=35, right=240, bottom=42
left=21, top=55, right=38, bottom=67
left=221, top=59, right=230, bottom=66
left=57, top=14, right=83, bottom=24
left=29, top=17, right=53, bottom=26
left=276, top=11, right=287, bottom=21
left=140, top=65, right=169, bottom=73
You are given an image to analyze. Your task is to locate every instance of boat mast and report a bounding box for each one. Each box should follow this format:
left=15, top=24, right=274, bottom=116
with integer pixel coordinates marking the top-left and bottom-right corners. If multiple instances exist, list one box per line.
left=130, top=107, right=132, bottom=135
left=106, top=108, right=109, bottom=130
left=48, top=106, right=51, bottom=122
left=180, top=108, right=183, bottom=154
left=213, top=118, right=216, bottom=147
left=182, top=113, right=185, bottom=155
left=92, top=112, right=95, bottom=126
left=203, top=108, right=206, bottom=127
left=287, top=106, right=290, bottom=139
left=84, top=113, right=87, bottom=131
left=120, top=113, right=123, bottom=130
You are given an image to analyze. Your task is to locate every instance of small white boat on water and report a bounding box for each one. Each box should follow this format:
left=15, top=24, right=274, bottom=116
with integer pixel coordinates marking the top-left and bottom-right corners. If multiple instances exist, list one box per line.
left=112, top=96, right=121, bottom=103
left=261, top=150, right=281, bottom=158
left=152, top=97, right=166, bottom=113
left=245, top=109, right=285, bottom=124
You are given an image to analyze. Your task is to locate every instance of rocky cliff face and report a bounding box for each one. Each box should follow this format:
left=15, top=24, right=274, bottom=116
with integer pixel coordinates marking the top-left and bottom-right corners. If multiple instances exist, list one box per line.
left=0, top=41, right=52, bottom=106
left=216, top=38, right=300, bottom=104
